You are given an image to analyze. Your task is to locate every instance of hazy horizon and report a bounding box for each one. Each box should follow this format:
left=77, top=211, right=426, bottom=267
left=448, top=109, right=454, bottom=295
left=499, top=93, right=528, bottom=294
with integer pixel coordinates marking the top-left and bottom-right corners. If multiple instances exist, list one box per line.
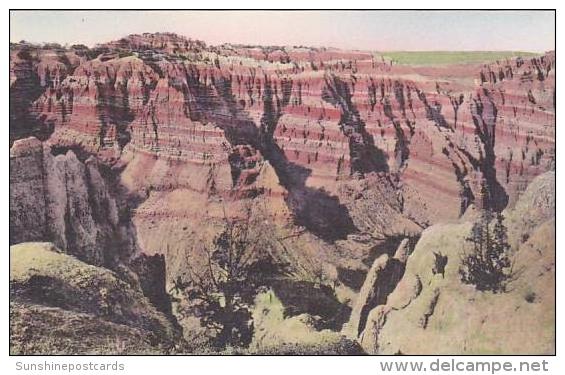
left=10, top=10, right=555, bottom=53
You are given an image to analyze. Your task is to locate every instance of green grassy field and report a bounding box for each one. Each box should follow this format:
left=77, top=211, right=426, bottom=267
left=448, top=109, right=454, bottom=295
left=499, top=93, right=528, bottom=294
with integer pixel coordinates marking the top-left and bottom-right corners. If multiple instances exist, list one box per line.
left=378, top=51, right=539, bottom=65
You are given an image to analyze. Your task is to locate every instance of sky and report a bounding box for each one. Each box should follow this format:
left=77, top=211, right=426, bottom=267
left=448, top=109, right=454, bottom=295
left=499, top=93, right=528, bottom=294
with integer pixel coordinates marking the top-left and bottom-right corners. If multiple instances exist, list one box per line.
left=10, top=10, right=555, bottom=52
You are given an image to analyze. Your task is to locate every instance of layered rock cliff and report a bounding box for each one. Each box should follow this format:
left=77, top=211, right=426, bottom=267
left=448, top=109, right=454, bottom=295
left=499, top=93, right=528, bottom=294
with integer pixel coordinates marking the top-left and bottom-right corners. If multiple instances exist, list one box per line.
left=12, top=35, right=554, bottom=223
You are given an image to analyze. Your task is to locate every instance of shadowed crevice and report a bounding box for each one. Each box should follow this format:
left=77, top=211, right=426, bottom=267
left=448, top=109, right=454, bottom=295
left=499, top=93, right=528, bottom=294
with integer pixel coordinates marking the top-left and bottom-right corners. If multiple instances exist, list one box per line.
left=183, top=67, right=357, bottom=242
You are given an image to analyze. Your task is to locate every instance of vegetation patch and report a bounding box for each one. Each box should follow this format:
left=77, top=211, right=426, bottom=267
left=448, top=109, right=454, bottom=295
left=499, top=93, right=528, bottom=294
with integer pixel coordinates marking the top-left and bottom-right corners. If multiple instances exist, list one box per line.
left=379, top=51, right=538, bottom=65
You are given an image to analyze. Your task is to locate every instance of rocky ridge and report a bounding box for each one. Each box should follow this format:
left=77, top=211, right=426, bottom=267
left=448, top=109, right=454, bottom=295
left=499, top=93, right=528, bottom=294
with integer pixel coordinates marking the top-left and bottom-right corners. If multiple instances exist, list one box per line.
left=355, top=172, right=555, bottom=354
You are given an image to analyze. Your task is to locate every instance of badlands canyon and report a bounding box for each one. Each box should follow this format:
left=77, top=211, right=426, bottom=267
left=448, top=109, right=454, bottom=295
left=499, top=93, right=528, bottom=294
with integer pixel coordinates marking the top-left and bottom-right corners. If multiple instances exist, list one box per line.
left=9, top=33, right=555, bottom=354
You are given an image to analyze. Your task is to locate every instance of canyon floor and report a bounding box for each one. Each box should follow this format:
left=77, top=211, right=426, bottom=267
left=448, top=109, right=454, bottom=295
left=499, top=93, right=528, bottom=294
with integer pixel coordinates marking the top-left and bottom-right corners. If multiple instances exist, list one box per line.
left=9, top=33, right=555, bottom=354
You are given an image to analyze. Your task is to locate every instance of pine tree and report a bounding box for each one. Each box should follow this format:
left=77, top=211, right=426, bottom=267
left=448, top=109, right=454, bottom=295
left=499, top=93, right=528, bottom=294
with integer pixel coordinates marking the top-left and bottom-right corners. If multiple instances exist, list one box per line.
left=176, top=208, right=289, bottom=348
left=459, top=210, right=512, bottom=292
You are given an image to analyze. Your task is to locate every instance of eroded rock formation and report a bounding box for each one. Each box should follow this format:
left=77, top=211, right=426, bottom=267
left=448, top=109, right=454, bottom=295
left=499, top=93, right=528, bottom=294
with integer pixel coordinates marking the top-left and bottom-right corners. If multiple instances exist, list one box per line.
left=11, top=36, right=555, bottom=225
left=9, top=33, right=555, bottom=354
left=358, top=172, right=555, bottom=354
